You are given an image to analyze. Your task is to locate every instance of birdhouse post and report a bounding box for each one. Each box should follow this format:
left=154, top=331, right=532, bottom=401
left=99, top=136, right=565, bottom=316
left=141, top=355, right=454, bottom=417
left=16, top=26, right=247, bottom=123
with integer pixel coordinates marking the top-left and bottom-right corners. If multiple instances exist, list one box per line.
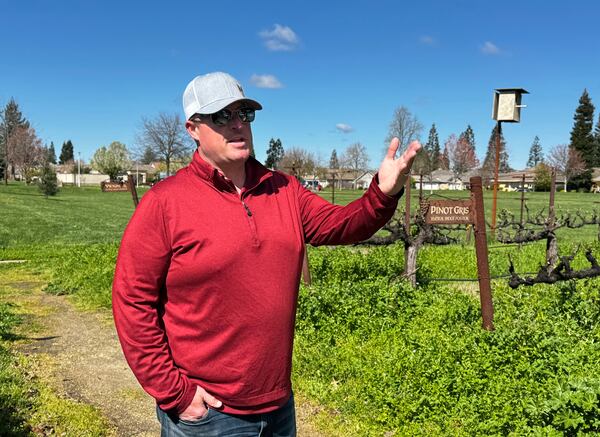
left=490, top=88, right=529, bottom=238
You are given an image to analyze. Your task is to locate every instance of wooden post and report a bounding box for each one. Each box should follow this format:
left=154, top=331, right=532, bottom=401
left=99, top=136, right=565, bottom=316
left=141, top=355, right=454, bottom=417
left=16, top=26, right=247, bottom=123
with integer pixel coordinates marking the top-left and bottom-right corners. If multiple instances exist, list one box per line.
left=404, top=175, right=411, bottom=234
left=404, top=176, right=416, bottom=287
left=470, top=176, right=494, bottom=331
left=332, top=173, right=336, bottom=205
left=491, top=121, right=502, bottom=240
left=128, top=177, right=139, bottom=208
left=519, top=173, right=526, bottom=227
left=546, top=169, right=558, bottom=268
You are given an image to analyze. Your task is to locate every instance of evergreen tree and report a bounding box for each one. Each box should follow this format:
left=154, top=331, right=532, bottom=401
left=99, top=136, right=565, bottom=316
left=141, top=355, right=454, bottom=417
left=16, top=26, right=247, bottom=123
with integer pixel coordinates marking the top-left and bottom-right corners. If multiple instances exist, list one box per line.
left=47, top=141, right=57, bottom=164
left=526, top=136, right=544, bottom=168
left=570, top=89, right=596, bottom=168
left=329, top=149, right=339, bottom=168
left=499, top=149, right=512, bottom=172
left=1, top=98, right=29, bottom=137
left=38, top=161, right=59, bottom=197
left=141, top=145, right=157, bottom=165
left=59, top=140, right=74, bottom=164
left=265, top=138, right=284, bottom=169
left=459, top=125, right=476, bottom=153
left=594, top=113, right=600, bottom=163
left=1, top=98, right=30, bottom=182
left=425, top=124, right=441, bottom=170
left=483, top=125, right=511, bottom=173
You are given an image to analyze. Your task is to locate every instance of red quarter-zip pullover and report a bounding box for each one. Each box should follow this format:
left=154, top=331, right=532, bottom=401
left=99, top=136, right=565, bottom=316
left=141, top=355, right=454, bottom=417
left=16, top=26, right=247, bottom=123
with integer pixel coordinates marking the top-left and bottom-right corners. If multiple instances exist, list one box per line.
left=112, top=151, right=401, bottom=415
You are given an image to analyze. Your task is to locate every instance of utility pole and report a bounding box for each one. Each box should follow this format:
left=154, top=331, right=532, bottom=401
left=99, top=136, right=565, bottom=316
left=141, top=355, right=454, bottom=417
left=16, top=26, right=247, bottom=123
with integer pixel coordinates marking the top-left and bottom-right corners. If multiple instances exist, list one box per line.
left=77, top=151, right=81, bottom=187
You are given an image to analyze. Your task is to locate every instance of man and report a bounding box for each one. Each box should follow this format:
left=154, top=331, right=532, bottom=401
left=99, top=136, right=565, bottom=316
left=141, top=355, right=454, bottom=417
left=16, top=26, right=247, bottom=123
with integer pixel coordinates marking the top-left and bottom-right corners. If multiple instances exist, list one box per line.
left=112, top=72, right=420, bottom=436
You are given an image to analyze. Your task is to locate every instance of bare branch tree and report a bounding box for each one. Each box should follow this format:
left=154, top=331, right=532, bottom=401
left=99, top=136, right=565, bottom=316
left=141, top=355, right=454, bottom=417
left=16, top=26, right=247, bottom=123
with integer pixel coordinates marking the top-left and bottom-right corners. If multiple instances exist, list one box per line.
left=546, top=144, right=586, bottom=191
left=7, top=126, right=44, bottom=183
left=136, top=112, right=192, bottom=177
left=384, top=106, right=423, bottom=155
left=280, top=147, right=317, bottom=177
left=341, top=142, right=369, bottom=177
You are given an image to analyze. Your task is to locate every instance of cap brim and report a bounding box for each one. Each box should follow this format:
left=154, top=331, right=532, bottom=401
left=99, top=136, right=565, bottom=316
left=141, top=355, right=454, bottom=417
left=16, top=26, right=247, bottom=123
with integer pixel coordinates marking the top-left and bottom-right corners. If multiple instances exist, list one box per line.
left=195, top=97, right=262, bottom=115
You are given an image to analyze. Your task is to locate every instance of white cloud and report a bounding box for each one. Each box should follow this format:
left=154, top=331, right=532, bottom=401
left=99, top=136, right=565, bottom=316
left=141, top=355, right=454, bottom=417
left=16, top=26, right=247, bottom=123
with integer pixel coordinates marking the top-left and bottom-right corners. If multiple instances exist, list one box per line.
left=259, top=24, right=300, bottom=51
left=335, top=123, right=354, bottom=134
left=250, top=74, right=283, bottom=89
left=481, top=41, right=500, bottom=55
left=419, top=35, right=436, bottom=46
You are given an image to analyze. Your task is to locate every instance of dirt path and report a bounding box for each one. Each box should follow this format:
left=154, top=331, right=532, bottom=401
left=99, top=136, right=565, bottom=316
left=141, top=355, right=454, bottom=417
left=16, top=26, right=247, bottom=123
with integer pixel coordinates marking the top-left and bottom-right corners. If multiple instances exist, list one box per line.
left=7, top=280, right=324, bottom=436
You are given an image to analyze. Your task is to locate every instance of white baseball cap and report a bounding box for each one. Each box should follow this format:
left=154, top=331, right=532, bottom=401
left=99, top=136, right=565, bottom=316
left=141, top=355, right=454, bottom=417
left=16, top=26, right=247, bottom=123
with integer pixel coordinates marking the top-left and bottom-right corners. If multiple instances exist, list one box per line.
left=183, top=72, right=262, bottom=120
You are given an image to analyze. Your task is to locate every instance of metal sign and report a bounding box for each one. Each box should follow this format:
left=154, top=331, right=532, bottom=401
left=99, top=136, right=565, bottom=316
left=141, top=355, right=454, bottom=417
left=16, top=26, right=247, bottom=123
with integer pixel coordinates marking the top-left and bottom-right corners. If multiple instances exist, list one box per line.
left=424, top=199, right=474, bottom=225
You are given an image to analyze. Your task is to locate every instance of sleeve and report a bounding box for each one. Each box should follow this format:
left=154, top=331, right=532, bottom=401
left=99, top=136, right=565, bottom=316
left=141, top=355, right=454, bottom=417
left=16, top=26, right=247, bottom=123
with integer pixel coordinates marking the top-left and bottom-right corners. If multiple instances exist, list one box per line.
left=298, top=174, right=404, bottom=246
left=112, top=190, right=196, bottom=414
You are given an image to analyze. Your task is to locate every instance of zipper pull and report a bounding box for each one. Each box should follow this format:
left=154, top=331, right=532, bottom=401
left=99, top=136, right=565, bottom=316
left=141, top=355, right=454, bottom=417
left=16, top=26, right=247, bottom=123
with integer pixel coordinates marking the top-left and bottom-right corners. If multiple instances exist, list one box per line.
left=242, top=201, right=252, bottom=217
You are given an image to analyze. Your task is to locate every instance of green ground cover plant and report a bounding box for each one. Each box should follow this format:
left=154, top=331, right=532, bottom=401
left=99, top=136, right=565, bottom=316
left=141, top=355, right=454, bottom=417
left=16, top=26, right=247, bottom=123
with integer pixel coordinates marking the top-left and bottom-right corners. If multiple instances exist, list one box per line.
left=2, top=182, right=600, bottom=435
left=0, top=266, right=114, bottom=436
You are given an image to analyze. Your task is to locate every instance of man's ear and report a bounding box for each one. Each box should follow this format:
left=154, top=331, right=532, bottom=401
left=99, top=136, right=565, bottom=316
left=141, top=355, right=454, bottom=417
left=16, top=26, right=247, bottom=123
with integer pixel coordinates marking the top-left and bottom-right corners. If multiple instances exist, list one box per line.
left=185, top=120, right=201, bottom=142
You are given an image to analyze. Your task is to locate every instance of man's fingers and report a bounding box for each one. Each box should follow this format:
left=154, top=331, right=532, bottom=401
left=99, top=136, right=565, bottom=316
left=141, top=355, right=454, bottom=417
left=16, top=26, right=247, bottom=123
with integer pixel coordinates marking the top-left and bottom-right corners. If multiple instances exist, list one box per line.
left=201, top=388, right=222, bottom=408
left=402, top=140, right=422, bottom=164
left=386, top=137, right=400, bottom=159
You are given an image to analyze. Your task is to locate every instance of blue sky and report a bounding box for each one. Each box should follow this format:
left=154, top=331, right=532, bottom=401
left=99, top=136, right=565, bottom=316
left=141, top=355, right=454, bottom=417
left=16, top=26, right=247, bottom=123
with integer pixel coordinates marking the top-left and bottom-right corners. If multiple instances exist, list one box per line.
left=2, top=0, right=600, bottom=170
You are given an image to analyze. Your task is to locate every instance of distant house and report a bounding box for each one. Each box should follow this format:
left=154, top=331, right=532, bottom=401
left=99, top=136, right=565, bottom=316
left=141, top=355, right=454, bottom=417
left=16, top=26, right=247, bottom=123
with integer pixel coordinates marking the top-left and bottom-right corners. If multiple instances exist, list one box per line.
left=496, top=169, right=536, bottom=191
left=590, top=168, right=600, bottom=193
left=417, top=169, right=467, bottom=191
left=352, top=171, right=374, bottom=190
left=322, top=169, right=364, bottom=190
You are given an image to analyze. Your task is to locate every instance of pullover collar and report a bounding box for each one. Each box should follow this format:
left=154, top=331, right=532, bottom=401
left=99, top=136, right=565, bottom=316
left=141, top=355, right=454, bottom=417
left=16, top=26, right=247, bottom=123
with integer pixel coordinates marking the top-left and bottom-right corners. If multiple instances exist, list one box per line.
left=188, top=150, right=273, bottom=195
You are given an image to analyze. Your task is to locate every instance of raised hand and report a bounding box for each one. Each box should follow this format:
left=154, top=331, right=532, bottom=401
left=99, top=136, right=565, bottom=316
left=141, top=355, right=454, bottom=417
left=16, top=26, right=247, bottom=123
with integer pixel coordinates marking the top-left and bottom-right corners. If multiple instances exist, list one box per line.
left=377, top=138, right=422, bottom=196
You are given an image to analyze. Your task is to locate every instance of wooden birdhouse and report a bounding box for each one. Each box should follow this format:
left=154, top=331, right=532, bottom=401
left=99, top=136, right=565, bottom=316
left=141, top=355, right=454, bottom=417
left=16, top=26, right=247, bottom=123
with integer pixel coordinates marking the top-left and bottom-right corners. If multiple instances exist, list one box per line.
left=492, top=88, right=529, bottom=122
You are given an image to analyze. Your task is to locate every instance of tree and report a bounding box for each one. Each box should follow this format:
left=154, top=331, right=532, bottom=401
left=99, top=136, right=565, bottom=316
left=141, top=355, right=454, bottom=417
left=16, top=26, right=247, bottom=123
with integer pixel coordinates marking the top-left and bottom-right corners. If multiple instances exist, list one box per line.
left=458, top=125, right=476, bottom=153
left=533, top=163, right=552, bottom=192
left=6, top=126, right=45, bottom=183
left=141, top=145, right=157, bottom=165
left=425, top=124, right=441, bottom=171
left=342, top=142, right=369, bottom=176
left=329, top=149, right=339, bottom=169
left=439, top=146, right=450, bottom=170
left=47, top=141, right=57, bottom=164
left=280, top=147, right=317, bottom=177
left=593, top=112, right=600, bottom=167
left=265, top=138, right=284, bottom=169
left=526, top=136, right=544, bottom=168
left=59, top=140, right=74, bottom=165
left=1, top=98, right=30, bottom=183
left=570, top=89, right=596, bottom=169
left=546, top=144, right=586, bottom=191
left=384, top=106, right=423, bottom=155
left=482, top=125, right=511, bottom=182
left=445, top=134, right=479, bottom=178
left=137, top=113, right=190, bottom=177
left=38, top=161, right=59, bottom=197
left=91, top=141, right=131, bottom=181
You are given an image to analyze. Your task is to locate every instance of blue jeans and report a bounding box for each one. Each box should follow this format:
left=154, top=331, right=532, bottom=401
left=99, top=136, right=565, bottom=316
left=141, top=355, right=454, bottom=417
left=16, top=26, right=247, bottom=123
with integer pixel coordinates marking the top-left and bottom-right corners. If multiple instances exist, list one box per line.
left=156, top=393, right=297, bottom=437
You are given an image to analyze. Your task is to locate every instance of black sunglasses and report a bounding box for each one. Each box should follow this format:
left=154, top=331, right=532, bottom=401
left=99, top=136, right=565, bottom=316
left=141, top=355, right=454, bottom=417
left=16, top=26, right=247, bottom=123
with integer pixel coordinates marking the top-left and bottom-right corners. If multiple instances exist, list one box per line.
left=192, top=107, right=256, bottom=126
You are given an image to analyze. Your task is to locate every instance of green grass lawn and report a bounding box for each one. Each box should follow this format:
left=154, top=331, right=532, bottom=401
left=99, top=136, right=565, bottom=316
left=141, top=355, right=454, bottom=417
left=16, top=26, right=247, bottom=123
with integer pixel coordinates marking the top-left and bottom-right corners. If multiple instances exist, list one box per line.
left=0, top=183, right=147, bottom=246
left=2, top=181, right=600, bottom=435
